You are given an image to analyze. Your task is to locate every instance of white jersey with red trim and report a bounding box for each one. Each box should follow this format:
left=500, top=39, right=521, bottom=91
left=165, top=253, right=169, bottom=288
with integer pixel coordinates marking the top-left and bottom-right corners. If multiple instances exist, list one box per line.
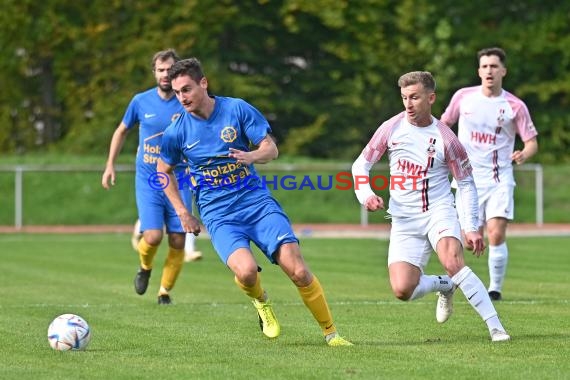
left=357, top=112, right=473, bottom=217
left=441, top=86, right=538, bottom=187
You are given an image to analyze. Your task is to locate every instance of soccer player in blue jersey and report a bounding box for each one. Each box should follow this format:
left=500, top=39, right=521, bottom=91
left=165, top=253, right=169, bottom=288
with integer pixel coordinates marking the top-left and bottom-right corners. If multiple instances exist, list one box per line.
left=102, top=49, right=194, bottom=305
left=157, top=58, right=352, bottom=346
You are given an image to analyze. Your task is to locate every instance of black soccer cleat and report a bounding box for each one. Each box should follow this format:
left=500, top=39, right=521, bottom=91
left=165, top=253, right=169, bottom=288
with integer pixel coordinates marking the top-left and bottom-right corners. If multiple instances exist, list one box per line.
left=158, top=294, right=172, bottom=305
left=134, top=268, right=151, bottom=295
left=488, top=291, right=502, bottom=301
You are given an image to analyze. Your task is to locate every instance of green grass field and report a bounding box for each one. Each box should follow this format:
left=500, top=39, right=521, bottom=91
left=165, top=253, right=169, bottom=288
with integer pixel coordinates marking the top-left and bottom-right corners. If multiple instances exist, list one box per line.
left=0, top=234, right=569, bottom=380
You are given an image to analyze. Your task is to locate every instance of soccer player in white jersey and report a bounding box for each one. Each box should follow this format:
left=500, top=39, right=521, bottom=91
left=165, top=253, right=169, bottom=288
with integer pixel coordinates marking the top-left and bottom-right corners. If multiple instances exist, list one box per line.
left=441, top=47, right=538, bottom=301
left=352, top=71, right=510, bottom=342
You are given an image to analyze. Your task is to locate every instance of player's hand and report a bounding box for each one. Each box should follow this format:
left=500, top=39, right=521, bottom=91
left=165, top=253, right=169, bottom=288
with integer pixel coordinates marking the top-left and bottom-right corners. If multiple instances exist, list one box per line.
left=511, top=150, right=526, bottom=165
left=101, top=167, right=115, bottom=190
left=179, top=211, right=201, bottom=236
left=229, top=148, right=254, bottom=165
left=464, top=231, right=485, bottom=257
left=364, top=195, right=384, bottom=212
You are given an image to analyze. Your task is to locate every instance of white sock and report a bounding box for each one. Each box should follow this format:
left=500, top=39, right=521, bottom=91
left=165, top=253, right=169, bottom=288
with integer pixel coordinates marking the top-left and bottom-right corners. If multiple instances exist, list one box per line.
left=488, top=242, right=508, bottom=293
left=185, top=233, right=195, bottom=253
left=452, top=266, right=498, bottom=322
left=410, top=275, right=453, bottom=300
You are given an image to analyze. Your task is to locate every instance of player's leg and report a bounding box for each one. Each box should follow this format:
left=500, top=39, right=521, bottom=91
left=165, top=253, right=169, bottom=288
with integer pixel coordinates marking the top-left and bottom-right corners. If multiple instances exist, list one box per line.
left=274, top=242, right=352, bottom=346
left=131, top=219, right=142, bottom=252
left=184, top=232, right=202, bottom=262
left=182, top=189, right=202, bottom=262
left=388, top=215, right=453, bottom=303
left=252, top=207, right=351, bottom=346
left=134, top=228, right=163, bottom=295
left=435, top=232, right=509, bottom=341
left=484, top=186, right=514, bottom=300
left=208, top=223, right=280, bottom=338
left=134, top=191, right=165, bottom=296
left=156, top=232, right=185, bottom=305
left=227, top=246, right=281, bottom=338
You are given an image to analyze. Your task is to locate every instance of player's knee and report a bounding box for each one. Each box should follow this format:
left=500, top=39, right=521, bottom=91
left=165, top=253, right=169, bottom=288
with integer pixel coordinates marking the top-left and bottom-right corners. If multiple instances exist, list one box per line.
left=288, top=266, right=311, bottom=286
left=391, top=286, right=413, bottom=301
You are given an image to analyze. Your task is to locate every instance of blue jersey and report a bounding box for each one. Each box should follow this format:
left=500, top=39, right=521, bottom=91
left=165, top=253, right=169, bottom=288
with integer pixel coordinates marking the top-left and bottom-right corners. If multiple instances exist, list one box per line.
left=122, top=87, right=185, bottom=179
left=122, top=87, right=189, bottom=232
left=160, top=96, right=273, bottom=223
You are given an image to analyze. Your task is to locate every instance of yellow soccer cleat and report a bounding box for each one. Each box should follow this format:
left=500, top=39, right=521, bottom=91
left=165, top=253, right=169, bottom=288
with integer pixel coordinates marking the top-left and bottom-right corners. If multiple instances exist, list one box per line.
left=252, top=298, right=280, bottom=338
left=326, top=333, right=354, bottom=347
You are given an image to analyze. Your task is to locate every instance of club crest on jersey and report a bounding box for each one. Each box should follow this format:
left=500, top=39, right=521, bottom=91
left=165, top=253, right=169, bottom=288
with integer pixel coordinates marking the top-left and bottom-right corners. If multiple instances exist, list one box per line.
left=427, top=143, right=436, bottom=157
left=221, top=126, right=237, bottom=143
left=497, top=108, right=505, bottom=126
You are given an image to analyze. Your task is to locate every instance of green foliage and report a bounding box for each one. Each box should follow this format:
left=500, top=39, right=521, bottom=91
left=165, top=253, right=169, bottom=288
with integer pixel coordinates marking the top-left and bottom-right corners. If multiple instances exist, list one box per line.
left=0, top=1, right=569, bottom=161
left=0, top=235, right=569, bottom=379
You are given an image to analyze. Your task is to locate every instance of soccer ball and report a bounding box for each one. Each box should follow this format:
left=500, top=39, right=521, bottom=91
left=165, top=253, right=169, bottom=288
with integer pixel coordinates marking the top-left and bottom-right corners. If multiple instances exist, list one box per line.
left=47, top=313, right=91, bottom=351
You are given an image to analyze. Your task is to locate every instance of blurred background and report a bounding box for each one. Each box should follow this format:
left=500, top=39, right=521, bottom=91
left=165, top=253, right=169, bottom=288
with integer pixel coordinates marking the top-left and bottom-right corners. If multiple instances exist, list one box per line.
left=0, top=0, right=568, bottom=226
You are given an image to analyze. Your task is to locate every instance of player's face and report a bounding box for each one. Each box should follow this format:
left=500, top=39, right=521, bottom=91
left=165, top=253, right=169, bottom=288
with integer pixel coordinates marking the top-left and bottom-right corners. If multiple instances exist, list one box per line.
left=400, top=83, right=435, bottom=127
left=154, top=58, right=176, bottom=92
left=171, top=74, right=209, bottom=116
left=478, top=55, right=506, bottom=90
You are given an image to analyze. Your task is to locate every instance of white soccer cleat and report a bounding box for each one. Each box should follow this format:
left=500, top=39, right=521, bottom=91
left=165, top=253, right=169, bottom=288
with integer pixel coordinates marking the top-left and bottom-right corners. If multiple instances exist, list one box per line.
left=184, top=250, right=203, bottom=262
left=436, top=290, right=454, bottom=323
left=490, top=329, right=511, bottom=342
left=131, top=219, right=142, bottom=252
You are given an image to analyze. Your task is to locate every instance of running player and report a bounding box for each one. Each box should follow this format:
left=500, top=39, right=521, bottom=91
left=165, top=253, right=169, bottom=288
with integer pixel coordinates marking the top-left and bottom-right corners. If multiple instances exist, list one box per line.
left=352, top=71, right=510, bottom=342
left=157, top=57, right=352, bottom=346
left=102, top=49, right=190, bottom=305
left=441, top=47, right=538, bottom=301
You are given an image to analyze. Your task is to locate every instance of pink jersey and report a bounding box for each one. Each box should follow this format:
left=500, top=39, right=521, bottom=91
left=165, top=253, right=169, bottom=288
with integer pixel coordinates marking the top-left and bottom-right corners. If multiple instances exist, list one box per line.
left=359, top=112, right=473, bottom=217
left=441, top=86, right=538, bottom=187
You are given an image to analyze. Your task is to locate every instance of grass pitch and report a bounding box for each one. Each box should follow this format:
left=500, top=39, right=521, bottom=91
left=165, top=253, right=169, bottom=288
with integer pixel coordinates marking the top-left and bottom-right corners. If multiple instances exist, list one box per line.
left=0, top=234, right=569, bottom=379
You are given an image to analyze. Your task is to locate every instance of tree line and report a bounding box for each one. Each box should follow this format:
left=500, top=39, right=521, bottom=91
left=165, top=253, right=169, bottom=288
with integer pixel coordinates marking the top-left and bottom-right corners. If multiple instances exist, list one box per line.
left=0, top=0, right=568, bottom=163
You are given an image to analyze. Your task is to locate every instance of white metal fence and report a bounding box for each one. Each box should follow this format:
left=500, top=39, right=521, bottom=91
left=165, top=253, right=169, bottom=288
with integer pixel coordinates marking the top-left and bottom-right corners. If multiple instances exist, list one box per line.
left=0, top=163, right=543, bottom=229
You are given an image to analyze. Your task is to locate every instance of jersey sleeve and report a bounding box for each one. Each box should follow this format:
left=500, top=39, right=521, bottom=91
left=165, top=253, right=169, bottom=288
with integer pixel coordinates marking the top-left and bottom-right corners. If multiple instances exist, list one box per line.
left=440, top=122, right=472, bottom=181
left=440, top=90, right=461, bottom=127
left=508, top=96, right=538, bottom=142
left=238, top=99, right=271, bottom=146
left=160, top=122, right=183, bottom=167
left=351, top=122, right=390, bottom=205
left=121, top=96, right=140, bottom=130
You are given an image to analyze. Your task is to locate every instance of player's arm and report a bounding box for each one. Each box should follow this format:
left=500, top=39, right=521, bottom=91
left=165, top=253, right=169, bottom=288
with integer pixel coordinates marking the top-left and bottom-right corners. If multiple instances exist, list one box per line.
left=440, top=91, right=461, bottom=128
left=352, top=153, right=384, bottom=211
left=157, top=158, right=201, bottom=235
left=447, top=138, right=485, bottom=255
left=228, top=134, right=278, bottom=165
left=102, top=122, right=129, bottom=189
left=512, top=137, right=538, bottom=165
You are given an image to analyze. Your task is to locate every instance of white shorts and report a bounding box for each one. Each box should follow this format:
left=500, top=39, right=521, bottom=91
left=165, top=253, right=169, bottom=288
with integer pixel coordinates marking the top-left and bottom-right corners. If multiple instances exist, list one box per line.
left=456, top=184, right=514, bottom=228
left=388, top=205, right=462, bottom=271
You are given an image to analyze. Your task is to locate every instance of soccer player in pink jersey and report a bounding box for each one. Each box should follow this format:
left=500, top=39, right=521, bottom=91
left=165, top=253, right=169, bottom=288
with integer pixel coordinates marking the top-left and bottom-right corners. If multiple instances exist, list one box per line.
left=352, top=71, right=510, bottom=342
left=441, top=47, right=538, bottom=301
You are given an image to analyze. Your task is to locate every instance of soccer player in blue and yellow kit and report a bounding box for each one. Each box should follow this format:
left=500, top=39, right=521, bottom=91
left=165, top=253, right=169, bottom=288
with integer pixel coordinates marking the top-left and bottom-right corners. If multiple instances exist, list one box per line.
left=157, top=58, right=352, bottom=346
left=102, top=49, right=190, bottom=305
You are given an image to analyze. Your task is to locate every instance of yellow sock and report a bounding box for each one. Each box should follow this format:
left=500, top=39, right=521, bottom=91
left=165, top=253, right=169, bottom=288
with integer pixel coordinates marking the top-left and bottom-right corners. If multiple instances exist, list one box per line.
left=234, top=273, right=264, bottom=301
left=298, top=275, right=336, bottom=336
left=160, top=247, right=184, bottom=293
left=138, top=237, right=159, bottom=270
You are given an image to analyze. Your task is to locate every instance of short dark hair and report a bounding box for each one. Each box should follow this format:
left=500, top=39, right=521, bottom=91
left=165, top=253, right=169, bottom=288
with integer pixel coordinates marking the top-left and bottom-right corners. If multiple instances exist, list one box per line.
left=398, top=71, right=436, bottom=92
left=151, top=49, right=180, bottom=71
left=168, top=58, right=205, bottom=83
left=477, top=47, right=506, bottom=65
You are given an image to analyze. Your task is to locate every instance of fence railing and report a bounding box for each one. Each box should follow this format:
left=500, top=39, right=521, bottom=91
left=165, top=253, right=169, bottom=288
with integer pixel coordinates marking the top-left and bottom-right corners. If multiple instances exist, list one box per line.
left=0, top=163, right=543, bottom=229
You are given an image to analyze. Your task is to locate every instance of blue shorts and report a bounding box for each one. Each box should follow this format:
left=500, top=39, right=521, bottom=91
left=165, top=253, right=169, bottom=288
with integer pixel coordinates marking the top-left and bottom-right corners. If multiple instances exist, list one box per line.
left=205, top=197, right=298, bottom=265
left=135, top=177, right=192, bottom=234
